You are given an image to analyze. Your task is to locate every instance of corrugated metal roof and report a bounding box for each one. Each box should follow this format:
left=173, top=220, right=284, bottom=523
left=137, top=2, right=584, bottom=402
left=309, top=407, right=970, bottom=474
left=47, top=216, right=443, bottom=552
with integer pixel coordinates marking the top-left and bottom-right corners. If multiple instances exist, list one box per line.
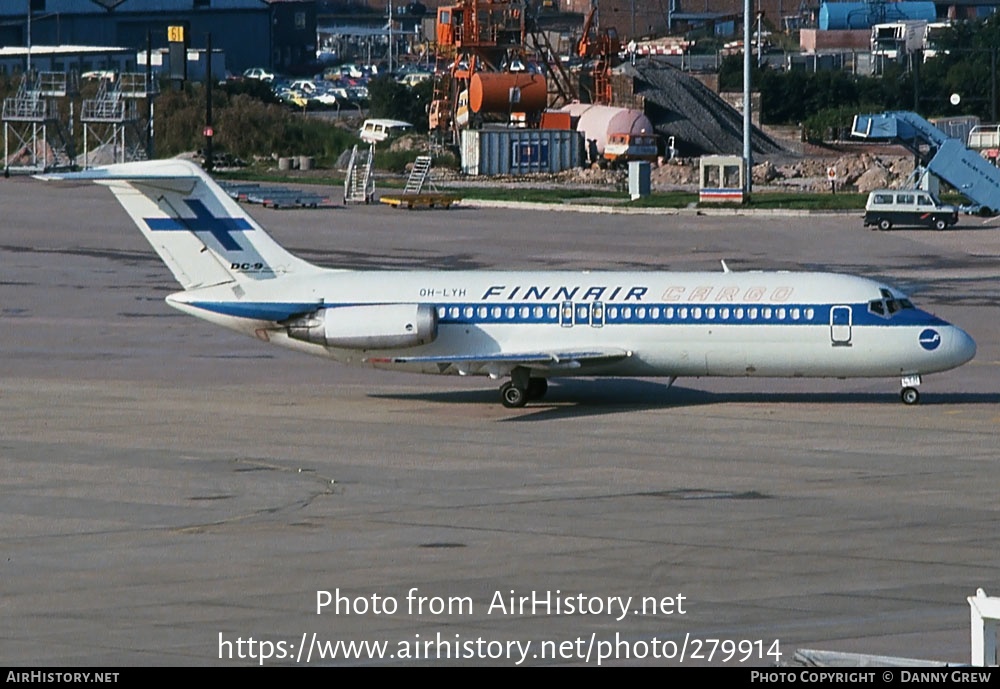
left=0, top=45, right=132, bottom=56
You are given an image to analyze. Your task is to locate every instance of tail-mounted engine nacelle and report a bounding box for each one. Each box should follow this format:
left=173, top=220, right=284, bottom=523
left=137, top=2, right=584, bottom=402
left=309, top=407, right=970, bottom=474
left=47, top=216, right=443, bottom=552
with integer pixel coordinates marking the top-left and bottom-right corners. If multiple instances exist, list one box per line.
left=284, top=303, right=438, bottom=349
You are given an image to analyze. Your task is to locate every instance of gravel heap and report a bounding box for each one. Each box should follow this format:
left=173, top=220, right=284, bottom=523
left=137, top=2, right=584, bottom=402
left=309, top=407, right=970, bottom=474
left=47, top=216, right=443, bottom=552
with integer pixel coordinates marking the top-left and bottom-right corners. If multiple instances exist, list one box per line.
left=618, top=58, right=785, bottom=157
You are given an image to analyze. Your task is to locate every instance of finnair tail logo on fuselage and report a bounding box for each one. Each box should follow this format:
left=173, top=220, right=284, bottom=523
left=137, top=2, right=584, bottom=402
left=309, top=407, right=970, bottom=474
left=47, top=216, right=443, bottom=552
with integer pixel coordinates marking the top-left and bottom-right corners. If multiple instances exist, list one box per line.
left=143, top=198, right=274, bottom=279
left=144, top=199, right=253, bottom=252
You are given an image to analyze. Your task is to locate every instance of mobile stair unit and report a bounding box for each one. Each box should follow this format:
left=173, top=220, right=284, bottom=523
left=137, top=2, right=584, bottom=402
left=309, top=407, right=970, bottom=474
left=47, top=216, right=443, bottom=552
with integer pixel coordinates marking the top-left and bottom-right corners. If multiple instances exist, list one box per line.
left=851, top=111, right=1000, bottom=213
left=343, top=144, right=375, bottom=204
left=379, top=155, right=458, bottom=210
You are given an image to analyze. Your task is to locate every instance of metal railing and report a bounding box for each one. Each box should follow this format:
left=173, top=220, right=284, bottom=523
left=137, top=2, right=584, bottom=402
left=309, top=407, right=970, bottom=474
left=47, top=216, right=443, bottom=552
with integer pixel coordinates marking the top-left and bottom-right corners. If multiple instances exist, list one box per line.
left=82, top=99, right=125, bottom=121
left=2, top=97, right=46, bottom=120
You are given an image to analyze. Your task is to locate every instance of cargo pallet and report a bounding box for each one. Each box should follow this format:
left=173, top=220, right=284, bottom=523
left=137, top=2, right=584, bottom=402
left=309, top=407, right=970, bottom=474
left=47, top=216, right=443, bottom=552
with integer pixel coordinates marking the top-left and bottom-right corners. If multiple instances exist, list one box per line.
left=379, top=192, right=458, bottom=209
left=218, top=181, right=332, bottom=209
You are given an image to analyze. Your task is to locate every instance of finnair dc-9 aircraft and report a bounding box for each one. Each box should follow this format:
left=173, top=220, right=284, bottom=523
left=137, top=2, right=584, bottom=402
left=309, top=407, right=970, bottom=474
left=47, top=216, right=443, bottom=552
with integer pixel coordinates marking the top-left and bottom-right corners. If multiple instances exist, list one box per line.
left=42, top=159, right=976, bottom=408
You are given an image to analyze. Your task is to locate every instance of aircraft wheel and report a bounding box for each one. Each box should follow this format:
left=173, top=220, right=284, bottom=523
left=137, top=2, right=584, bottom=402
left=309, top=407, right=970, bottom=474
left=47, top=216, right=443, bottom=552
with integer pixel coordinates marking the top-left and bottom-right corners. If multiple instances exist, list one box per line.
left=878, top=218, right=892, bottom=231
left=934, top=218, right=947, bottom=231
left=900, top=387, right=919, bottom=405
left=500, top=381, right=528, bottom=408
left=526, top=377, right=548, bottom=400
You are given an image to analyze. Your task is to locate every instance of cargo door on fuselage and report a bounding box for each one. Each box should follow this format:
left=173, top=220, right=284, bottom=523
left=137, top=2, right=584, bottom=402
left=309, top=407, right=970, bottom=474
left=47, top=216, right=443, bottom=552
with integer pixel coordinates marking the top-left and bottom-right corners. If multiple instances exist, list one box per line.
left=830, top=305, right=852, bottom=346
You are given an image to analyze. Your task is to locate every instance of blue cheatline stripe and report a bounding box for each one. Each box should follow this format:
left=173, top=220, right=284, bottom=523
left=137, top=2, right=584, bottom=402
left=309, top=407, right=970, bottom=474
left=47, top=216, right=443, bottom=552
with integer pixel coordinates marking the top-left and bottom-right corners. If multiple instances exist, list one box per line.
left=187, top=302, right=319, bottom=321
left=432, top=302, right=947, bottom=327
left=182, top=300, right=950, bottom=328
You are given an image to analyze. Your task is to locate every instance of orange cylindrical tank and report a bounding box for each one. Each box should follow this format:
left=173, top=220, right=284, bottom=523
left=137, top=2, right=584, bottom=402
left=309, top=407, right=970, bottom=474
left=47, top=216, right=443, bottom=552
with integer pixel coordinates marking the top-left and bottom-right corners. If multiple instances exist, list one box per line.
left=469, top=72, right=547, bottom=114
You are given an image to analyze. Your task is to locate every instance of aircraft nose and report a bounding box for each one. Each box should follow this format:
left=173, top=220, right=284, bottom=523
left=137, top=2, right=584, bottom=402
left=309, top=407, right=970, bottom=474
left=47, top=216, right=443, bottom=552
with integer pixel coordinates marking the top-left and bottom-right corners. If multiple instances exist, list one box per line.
left=951, top=326, right=977, bottom=366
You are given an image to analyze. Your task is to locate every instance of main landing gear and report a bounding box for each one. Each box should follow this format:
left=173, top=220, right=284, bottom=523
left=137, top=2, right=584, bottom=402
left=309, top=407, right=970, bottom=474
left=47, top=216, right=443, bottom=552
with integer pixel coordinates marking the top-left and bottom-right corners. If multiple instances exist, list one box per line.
left=900, top=374, right=921, bottom=405
left=499, top=369, right=548, bottom=408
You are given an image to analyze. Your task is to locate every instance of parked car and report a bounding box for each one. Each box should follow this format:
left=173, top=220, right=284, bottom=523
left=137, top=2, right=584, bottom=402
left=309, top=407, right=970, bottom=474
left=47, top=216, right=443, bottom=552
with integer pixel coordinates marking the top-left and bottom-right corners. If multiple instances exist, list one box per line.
left=81, top=70, right=116, bottom=81
left=339, top=63, right=365, bottom=79
left=358, top=118, right=413, bottom=144
left=397, top=71, right=433, bottom=87
left=243, top=67, right=275, bottom=82
left=276, top=88, right=309, bottom=108
left=863, top=189, right=958, bottom=230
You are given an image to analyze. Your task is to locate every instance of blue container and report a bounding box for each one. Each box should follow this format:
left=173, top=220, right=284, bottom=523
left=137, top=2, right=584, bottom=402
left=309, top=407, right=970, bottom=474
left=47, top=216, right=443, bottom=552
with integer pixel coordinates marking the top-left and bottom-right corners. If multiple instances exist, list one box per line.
left=460, top=128, right=584, bottom=176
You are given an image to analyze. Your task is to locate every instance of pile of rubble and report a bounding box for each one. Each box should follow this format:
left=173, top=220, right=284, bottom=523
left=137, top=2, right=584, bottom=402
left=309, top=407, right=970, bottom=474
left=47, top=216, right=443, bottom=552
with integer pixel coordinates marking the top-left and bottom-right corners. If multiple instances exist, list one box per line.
left=651, top=159, right=700, bottom=189
left=388, top=133, right=431, bottom=153
left=644, top=153, right=918, bottom=192
left=449, top=152, right=918, bottom=193
left=762, top=153, right=916, bottom=191
left=555, top=165, right=626, bottom=186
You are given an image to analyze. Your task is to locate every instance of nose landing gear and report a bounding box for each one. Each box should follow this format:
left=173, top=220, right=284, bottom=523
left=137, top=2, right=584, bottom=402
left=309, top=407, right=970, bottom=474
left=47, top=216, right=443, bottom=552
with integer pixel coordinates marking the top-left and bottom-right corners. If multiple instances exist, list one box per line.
left=900, top=374, right=921, bottom=405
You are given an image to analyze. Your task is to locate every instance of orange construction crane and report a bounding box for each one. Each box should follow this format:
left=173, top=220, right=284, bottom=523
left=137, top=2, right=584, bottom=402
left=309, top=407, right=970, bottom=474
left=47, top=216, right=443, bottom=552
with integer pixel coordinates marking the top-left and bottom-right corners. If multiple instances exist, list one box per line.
left=576, top=6, right=620, bottom=105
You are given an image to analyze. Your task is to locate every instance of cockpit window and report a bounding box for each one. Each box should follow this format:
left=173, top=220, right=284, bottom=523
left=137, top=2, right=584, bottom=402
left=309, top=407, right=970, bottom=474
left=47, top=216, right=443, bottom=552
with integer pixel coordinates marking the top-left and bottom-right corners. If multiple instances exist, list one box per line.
left=869, top=296, right=915, bottom=318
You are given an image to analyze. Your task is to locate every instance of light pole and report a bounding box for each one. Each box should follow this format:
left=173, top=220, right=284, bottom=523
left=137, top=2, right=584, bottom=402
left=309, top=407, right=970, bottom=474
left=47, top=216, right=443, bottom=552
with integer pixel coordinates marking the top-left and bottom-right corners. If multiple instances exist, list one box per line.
left=26, top=0, right=32, bottom=73
left=756, top=11, right=763, bottom=69
left=743, top=0, right=753, bottom=195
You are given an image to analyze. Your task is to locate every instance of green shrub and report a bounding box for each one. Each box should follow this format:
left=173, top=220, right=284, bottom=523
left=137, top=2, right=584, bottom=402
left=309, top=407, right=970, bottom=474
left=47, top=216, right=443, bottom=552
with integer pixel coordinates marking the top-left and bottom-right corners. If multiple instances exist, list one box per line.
left=367, top=75, right=433, bottom=130
left=803, top=103, right=882, bottom=142
left=155, top=83, right=359, bottom=167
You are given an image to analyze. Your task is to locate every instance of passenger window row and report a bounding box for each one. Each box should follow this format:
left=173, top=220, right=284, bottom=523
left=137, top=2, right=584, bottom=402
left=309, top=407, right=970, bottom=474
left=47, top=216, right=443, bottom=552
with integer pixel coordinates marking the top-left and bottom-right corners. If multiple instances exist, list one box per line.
left=438, top=305, right=559, bottom=321
left=435, top=304, right=819, bottom=323
left=604, top=305, right=816, bottom=322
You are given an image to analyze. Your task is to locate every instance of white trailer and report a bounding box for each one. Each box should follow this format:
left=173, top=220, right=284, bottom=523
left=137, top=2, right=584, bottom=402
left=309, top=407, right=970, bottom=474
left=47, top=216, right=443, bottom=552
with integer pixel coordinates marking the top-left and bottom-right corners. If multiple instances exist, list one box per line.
left=922, top=21, right=952, bottom=60
left=871, top=20, right=927, bottom=60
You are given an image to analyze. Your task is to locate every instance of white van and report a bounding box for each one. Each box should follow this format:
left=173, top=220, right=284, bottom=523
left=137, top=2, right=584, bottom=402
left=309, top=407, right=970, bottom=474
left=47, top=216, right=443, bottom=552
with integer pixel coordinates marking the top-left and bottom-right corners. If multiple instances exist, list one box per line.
left=863, top=189, right=958, bottom=230
left=358, top=119, right=413, bottom=144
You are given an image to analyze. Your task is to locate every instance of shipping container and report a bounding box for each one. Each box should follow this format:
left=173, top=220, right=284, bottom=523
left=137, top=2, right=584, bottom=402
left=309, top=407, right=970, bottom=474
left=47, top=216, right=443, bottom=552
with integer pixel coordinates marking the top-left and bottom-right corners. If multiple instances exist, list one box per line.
left=460, top=128, right=584, bottom=176
left=540, top=110, right=572, bottom=130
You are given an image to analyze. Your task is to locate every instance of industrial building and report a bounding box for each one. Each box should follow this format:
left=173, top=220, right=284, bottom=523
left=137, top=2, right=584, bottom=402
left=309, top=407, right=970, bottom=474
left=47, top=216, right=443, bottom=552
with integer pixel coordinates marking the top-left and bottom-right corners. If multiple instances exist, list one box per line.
left=336, top=0, right=999, bottom=42
left=0, top=44, right=135, bottom=74
left=0, top=0, right=316, bottom=74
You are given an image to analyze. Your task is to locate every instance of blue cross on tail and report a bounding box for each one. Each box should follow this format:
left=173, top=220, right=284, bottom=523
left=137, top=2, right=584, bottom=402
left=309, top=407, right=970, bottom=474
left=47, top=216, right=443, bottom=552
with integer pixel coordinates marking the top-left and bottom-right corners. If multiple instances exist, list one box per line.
left=144, top=199, right=252, bottom=252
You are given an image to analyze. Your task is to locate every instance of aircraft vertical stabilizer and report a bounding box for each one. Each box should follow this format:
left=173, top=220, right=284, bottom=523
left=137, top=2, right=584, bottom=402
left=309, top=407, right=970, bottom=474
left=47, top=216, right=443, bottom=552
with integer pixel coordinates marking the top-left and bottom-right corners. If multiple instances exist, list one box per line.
left=39, top=159, right=322, bottom=289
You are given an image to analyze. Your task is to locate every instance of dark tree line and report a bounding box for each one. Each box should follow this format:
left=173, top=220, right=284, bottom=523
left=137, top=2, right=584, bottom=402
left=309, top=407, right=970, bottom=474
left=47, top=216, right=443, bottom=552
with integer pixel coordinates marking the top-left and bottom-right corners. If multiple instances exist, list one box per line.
left=367, top=75, right=434, bottom=130
left=719, top=15, right=1000, bottom=138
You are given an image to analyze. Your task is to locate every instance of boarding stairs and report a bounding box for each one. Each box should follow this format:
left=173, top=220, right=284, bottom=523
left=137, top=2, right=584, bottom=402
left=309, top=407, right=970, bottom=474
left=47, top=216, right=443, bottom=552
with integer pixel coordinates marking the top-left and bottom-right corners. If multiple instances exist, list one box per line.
left=403, top=155, right=433, bottom=194
left=343, top=144, right=375, bottom=204
left=851, top=111, right=1000, bottom=213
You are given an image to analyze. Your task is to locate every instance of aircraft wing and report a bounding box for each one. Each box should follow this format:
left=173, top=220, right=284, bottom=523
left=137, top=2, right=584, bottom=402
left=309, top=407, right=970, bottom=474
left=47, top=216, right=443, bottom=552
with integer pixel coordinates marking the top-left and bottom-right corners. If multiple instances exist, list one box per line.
left=364, top=348, right=631, bottom=374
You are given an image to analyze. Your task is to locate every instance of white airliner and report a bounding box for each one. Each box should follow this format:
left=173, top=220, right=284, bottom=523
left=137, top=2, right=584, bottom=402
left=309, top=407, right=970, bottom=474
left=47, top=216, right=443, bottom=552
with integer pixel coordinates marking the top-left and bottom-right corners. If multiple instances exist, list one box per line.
left=42, top=159, right=976, bottom=407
